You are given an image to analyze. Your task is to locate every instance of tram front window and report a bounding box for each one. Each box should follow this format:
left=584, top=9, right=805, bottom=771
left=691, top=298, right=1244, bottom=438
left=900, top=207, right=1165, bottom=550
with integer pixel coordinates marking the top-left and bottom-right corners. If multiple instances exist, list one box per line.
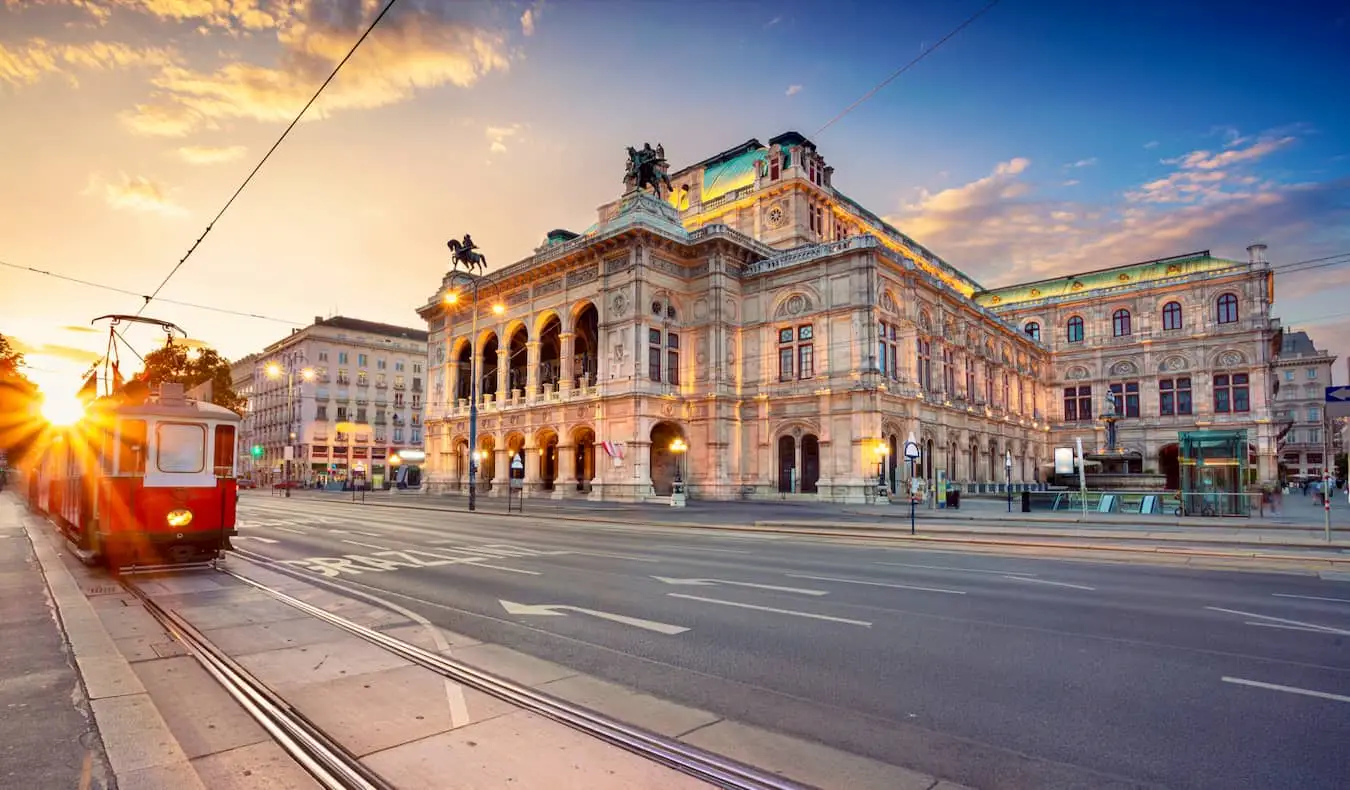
left=213, top=424, right=236, bottom=477
left=156, top=423, right=206, bottom=473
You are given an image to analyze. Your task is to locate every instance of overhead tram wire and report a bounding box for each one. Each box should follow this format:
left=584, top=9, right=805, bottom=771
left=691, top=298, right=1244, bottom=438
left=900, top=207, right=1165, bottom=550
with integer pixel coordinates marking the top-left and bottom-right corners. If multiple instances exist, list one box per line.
left=697, top=0, right=1004, bottom=203
left=812, top=0, right=1004, bottom=138
left=133, top=0, right=403, bottom=319
left=0, top=259, right=304, bottom=325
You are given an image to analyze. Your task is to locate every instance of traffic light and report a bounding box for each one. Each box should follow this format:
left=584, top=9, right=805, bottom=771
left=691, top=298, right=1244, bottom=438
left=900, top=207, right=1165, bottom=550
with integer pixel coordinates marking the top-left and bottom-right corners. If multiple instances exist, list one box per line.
left=251, top=445, right=263, bottom=458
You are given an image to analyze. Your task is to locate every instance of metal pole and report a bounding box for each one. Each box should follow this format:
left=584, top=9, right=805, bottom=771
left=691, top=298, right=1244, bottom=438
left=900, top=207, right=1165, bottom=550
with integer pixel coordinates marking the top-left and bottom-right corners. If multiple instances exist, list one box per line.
left=285, top=366, right=292, bottom=498
left=909, top=458, right=916, bottom=535
left=467, top=276, right=480, bottom=513
left=1005, top=453, right=1011, bottom=513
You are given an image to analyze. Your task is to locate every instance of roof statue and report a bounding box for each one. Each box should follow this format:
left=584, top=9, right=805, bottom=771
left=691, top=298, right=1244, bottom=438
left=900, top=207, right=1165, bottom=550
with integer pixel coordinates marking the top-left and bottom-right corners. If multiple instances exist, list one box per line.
left=447, top=233, right=488, bottom=275
left=624, top=142, right=673, bottom=199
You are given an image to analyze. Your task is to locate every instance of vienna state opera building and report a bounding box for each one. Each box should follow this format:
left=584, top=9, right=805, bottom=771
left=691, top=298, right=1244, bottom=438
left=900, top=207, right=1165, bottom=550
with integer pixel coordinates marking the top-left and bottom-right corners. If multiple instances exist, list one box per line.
left=417, top=132, right=1283, bottom=503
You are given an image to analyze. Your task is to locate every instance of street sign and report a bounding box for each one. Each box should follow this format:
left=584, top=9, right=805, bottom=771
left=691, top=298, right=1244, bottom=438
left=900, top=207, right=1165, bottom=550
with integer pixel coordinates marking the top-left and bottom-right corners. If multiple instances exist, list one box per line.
left=903, top=441, right=920, bottom=460
left=510, top=455, right=524, bottom=471
left=1327, top=386, right=1350, bottom=418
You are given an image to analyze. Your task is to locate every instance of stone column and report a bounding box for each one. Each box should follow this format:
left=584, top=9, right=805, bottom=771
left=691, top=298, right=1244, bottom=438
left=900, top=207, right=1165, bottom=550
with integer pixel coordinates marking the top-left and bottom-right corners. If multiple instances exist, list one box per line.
left=490, top=445, right=508, bottom=495
left=496, top=348, right=509, bottom=402
left=526, top=340, right=541, bottom=401
left=524, top=439, right=541, bottom=496
left=447, top=365, right=459, bottom=411
left=559, top=333, right=575, bottom=389
left=553, top=443, right=575, bottom=498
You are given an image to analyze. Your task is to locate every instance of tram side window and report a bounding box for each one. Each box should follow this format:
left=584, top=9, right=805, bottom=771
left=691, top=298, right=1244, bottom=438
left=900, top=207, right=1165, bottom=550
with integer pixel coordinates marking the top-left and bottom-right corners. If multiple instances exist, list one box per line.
left=157, top=423, right=206, bottom=474
left=118, top=420, right=147, bottom=476
left=213, top=425, right=236, bottom=477
left=100, top=425, right=115, bottom=473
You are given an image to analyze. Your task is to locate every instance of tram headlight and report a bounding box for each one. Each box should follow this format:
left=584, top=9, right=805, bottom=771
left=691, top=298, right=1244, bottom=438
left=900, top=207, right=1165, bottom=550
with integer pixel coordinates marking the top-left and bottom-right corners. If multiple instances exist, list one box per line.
left=166, top=509, right=194, bottom=527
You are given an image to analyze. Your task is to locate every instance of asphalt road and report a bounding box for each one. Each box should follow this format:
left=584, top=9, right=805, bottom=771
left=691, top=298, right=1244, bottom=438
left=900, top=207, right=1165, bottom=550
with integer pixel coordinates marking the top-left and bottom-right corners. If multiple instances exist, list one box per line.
left=230, top=492, right=1350, bottom=790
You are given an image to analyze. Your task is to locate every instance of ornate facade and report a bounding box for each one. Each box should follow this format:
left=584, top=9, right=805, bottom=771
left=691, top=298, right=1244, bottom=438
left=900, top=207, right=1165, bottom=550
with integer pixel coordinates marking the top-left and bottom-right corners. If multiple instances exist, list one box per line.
left=418, top=133, right=1053, bottom=502
left=976, top=247, right=1283, bottom=486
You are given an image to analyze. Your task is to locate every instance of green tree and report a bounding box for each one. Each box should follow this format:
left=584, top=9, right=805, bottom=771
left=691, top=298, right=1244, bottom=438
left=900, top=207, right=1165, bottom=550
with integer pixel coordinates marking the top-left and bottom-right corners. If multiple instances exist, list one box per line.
left=136, top=344, right=246, bottom=415
left=0, top=333, right=40, bottom=462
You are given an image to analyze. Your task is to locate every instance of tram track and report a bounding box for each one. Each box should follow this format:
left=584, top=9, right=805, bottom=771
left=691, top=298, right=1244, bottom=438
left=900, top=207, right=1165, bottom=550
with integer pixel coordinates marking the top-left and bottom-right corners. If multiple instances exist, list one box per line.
left=121, top=571, right=395, bottom=790
left=221, top=547, right=811, bottom=790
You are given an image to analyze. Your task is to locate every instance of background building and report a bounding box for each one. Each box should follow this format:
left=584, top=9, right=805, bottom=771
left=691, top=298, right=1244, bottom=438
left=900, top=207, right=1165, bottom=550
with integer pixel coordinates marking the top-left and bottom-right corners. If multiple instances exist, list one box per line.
left=229, top=353, right=258, bottom=480
left=1271, top=330, right=1338, bottom=481
left=253, top=316, right=428, bottom=487
left=977, top=247, right=1283, bottom=486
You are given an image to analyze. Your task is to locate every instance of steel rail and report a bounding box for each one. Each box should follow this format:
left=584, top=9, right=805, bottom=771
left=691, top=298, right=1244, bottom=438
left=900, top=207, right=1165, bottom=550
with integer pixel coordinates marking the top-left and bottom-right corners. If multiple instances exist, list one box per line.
left=224, top=551, right=813, bottom=790
left=122, top=576, right=392, bottom=790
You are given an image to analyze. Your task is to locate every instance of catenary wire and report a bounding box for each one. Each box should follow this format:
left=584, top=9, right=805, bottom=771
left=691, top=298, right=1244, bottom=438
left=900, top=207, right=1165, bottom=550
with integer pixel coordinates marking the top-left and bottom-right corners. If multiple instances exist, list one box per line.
left=0, top=259, right=304, bottom=325
left=133, top=0, right=403, bottom=318
left=812, top=0, right=1004, bottom=138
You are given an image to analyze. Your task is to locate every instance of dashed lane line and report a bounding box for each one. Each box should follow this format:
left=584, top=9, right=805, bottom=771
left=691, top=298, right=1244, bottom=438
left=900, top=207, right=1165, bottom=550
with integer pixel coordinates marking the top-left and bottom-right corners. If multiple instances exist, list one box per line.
left=1222, top=677, right=1350, bottom=704
left=874, top=561, right=1038, bottom=577
left=1272, top=593, right=1350, bottom=605
left=786, top=573, right=966, bottom=595
left=1001, top=576, right=1096, bottom=591
left=343, top=539, right=393, bottom=551
left=1206, top=606, right=1350, bottom=636
left=667, top=593, right=873, bottom=627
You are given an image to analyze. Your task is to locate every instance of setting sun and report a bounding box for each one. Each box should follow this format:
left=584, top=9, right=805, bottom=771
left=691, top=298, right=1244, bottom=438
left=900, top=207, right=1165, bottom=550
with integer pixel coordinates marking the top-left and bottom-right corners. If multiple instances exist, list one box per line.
left=40, top=393, right=87, bottom=426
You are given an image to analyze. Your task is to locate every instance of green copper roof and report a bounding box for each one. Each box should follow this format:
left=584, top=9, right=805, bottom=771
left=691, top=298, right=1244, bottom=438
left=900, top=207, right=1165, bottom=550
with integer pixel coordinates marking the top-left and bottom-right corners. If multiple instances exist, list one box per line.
left=702, top=147, right=768, bottom=202
left=974, top=251, right=1245, bottom=308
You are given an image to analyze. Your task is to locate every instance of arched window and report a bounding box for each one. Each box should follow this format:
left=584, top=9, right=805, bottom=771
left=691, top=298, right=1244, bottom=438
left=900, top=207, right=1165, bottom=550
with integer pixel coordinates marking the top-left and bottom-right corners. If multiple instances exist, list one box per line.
left=1024, top=321, right=1040, bottom=340
left=1112, top=309, right=1132, bottom=337
left=1162, top=301, right=1183, bottom=331
left=1216, top=293, right=1239, bottom=324
left=1066, top=316, right=1084, bottom=343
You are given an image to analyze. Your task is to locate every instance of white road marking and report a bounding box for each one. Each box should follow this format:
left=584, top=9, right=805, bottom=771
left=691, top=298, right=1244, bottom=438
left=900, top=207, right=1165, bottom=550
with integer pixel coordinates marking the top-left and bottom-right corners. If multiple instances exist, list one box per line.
left=559, top=550, right=661, bottom=563
left=343, top=539, right=393, bottom=551
left=667, top=593, right=873, bottom=627
left=275, top=527, right=307, bottom=535
left=651, top=576, right=828, bottom=595
left=875, top=561, right=1037, bottom=577
left=1001, top=575, right=1096, bottom=591
left=1273, top=593, right=1350, bottom=605
left=786, top=574, right=966, bottom=595
left=1244, top=621, right=1336, bottom=634
left=499, top=600, right=688, bottom=634
left=1222, top=676, right=1350, bottom=704
left=349, top=530, right=384, bottom=538
left=1206, top=606, right=1350, bottom=636
left=654, top=545, right=753, bottom=554
left=465, top=562, right=540, bottom=576
left=232, top=536, right=279, bottom=544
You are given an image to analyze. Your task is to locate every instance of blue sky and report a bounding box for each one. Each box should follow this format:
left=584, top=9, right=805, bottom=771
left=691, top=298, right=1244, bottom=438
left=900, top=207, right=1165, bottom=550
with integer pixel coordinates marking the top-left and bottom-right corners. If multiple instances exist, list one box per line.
left=1, top=0, right=1347, bottom=392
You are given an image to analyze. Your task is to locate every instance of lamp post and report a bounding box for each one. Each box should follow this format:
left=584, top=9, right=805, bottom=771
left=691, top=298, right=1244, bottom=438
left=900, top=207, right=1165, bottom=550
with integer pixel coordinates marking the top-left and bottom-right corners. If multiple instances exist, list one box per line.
left=1005, top=449, right=1013, bottom=513
left=265, top=352, right=314, bottom=498
left=442, top=258, right=504, bottom=513
left=670, top=438, right=687, bottom=483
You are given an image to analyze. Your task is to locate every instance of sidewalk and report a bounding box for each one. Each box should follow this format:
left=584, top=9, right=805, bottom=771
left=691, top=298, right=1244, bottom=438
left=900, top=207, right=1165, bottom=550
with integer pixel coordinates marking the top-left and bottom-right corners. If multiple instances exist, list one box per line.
left=0, top=496, right=114, bottom=790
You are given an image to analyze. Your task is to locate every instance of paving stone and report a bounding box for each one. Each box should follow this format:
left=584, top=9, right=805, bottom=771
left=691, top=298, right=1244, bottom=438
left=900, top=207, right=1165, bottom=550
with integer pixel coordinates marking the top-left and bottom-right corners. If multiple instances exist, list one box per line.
left=236, top=637, right=411, bottom=690
left=450, top=642, right=579, bottom=687
left=90, top=693, right=193, bottom=776
left=191, top=741, right=323, bottom=790
left=537, top=674, right=721, bottom=738
left=133, top=655, right=269, bottom=759
left=363, top=710, right=710, bottom=789
left=200, top=614, right=345, bottom=656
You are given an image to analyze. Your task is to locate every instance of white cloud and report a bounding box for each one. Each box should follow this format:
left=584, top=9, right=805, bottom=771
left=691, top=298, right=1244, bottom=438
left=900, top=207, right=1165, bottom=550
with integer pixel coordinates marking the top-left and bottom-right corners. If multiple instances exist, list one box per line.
left=1067, top=157, right=1097, bottom=168
left=521, top=8, right=536, bottom=36
left=1144, top=140, right=1159, bottom=149
left=883, top=129, right=1348, bottom=286
left=84, top=173, right=187, bottom=216
left=0, top=38, right=178, bottom=87
left=175, top=144, right=246, bottom=164
left=785, top=84, right=802, bottom=97
left=1062, top=179, right=1080, bottom=187
left=485, top=123, right=523, bottom=154
left=117, top=2, right=512, bottom=136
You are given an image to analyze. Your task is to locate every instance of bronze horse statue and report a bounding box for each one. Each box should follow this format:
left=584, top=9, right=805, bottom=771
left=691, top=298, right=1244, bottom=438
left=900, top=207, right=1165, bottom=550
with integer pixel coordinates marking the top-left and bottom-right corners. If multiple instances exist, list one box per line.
left=447, top=235, right=487, bottom=275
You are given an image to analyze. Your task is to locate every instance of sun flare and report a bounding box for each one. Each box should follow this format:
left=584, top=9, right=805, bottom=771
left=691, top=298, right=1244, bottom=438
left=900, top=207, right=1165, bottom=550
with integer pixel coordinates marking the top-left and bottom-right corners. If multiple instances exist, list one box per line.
left=40, top=393, right=87, bottom=426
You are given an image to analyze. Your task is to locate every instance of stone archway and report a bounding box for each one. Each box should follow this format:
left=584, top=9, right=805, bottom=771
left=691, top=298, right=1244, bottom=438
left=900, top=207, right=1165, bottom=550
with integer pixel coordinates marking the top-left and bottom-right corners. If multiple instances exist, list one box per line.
left=1159, top=443, right=1180, bottom=490
left=801, top=434, right=820, bottom=494
left=649, top=421, right=685, bottom=496
left=777, top=435, right=795, bottom=493
left=572, top=426, right=596, bottom=492
left=536, top=429, right=559, bottom=491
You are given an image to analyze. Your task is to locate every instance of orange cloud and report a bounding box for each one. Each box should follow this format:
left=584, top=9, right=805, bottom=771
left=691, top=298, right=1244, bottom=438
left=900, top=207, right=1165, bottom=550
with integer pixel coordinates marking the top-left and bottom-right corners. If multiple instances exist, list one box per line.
left=122, top=2, right=512, bottom=136
left=176, top=144, right=247, bottom=164
left=0, top=38, right=178, bottom=87
left=2, top=0, right=281, bottom=29
left=85, top=173, right=187, bottom=216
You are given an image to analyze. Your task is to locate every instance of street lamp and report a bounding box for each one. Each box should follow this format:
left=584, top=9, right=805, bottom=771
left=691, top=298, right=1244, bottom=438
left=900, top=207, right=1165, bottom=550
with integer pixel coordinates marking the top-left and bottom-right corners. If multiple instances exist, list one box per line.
left=875, top=441, right=890, bottom=492
left=1005, top=449, right=1013, bottom=512
left=442, top=257, right=504, bottom=513
left=670, top=438, right=687, bottom=483
left=265, top=351, right=315, bottom=498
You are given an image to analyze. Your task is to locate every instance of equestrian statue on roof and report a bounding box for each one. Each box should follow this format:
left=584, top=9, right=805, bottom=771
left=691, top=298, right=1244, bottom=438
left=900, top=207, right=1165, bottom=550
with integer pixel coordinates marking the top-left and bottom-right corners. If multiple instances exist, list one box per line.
left=624, top=142, right=673, bottom=199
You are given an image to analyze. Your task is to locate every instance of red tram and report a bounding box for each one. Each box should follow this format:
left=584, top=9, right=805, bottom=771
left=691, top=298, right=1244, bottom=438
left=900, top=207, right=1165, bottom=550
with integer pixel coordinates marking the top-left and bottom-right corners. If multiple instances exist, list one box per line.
left=29, top=381, right=241, bottom=569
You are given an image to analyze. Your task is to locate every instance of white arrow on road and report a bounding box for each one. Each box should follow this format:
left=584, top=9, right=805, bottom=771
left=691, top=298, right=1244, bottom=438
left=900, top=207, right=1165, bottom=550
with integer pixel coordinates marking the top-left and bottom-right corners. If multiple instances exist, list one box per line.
left=651, top=576, right=828, bottom=596
left=499, top=600, right=689, bottom=635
